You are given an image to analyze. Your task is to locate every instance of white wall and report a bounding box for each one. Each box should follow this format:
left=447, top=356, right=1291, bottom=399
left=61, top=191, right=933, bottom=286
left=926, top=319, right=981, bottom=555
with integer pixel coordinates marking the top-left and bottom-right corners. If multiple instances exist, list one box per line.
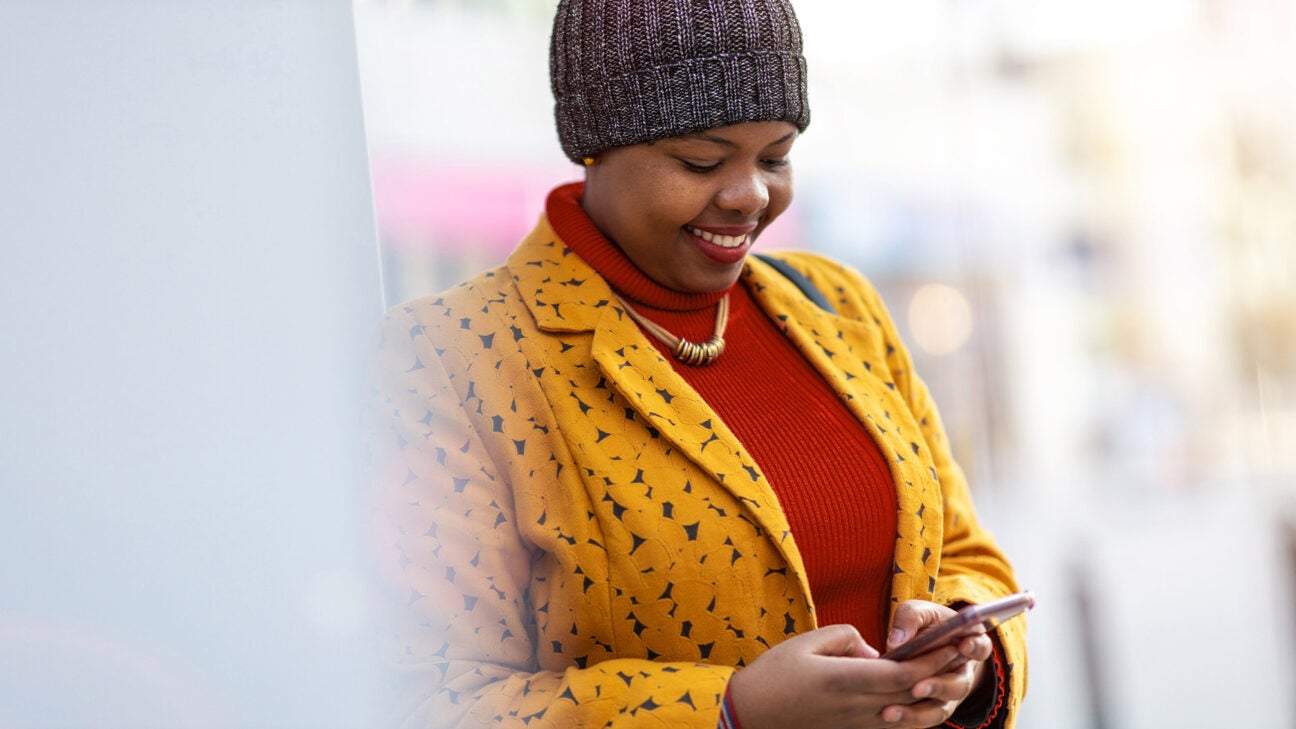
left=0, top=2, right=381, bottom=726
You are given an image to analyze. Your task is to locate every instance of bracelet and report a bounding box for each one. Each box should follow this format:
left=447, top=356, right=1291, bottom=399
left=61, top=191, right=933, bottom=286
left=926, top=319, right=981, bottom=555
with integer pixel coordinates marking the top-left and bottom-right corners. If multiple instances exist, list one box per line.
left=718, top=683, right=743, bottom=729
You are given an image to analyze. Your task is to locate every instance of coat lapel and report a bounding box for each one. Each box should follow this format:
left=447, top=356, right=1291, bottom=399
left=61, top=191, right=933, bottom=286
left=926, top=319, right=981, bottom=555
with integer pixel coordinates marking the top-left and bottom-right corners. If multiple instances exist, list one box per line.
left=743, top=258, right=944, bottom=606
left=508, top=220, right=811, bottom=602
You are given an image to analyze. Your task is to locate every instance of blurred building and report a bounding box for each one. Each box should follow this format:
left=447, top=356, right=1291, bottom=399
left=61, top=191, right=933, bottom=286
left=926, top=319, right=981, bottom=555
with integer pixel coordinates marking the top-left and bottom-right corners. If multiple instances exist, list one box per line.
left=354, top=1, right=1296, bottom=726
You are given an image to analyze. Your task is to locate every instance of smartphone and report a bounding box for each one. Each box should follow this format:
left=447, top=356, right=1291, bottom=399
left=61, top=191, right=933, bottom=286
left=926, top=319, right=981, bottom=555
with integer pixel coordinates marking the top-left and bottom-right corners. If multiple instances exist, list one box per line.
left=882, top=591, right=1035, bottom=662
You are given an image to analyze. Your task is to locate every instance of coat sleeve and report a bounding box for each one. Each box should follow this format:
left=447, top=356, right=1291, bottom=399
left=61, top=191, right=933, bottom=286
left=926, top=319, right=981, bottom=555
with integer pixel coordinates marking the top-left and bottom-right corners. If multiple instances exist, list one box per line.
left=786, top=254, right=1028, bottom=728
left=365, top=305, right=734, bottom=729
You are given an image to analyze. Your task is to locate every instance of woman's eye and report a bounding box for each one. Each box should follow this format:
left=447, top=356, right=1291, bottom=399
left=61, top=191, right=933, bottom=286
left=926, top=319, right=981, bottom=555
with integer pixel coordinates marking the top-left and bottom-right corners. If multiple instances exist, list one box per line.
left=680, top=159, right=721, bottom=173
left=762, top=158, right=790, bottom=168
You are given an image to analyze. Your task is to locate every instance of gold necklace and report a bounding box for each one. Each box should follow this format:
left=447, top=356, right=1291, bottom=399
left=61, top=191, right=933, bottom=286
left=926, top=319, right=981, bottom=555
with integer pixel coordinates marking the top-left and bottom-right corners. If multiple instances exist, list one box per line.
left=615, top=294, right=729, bottom=366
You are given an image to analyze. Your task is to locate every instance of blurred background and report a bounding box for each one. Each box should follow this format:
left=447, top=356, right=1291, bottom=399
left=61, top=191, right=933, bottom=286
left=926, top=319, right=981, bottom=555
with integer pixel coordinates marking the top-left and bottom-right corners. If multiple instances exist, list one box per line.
left=3, top=1, right=1292, bottom=727
left=355, top=0, right=1296, bottom=727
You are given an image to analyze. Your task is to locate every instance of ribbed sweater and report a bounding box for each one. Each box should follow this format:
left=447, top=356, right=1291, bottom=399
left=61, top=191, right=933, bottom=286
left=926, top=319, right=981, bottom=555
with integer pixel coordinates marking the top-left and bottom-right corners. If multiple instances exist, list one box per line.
left=546, top=182, right=898, bottom=649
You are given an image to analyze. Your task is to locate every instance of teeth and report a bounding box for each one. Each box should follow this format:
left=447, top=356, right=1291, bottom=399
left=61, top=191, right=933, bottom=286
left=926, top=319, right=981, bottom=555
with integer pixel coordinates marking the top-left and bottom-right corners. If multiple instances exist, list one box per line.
left=686, top=225, right=748, bottom=248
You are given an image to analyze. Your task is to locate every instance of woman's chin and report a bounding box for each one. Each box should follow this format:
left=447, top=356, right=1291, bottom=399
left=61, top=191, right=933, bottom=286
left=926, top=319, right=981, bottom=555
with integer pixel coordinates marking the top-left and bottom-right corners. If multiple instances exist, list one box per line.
left=668, top=264, right=746, bottom=294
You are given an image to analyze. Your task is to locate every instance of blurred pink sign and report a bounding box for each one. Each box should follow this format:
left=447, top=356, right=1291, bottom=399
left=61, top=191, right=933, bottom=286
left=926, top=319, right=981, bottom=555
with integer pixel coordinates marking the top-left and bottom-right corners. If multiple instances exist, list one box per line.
left=371, top=155, right=573, bottom=255
left=370, top=155, right=804, bottom=254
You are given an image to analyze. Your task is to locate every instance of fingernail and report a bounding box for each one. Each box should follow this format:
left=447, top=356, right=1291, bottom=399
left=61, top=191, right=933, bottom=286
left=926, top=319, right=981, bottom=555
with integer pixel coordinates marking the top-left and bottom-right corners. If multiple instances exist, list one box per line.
left=918, top=683, right=934, bottom=698
left=888, top=628, right=905, bottom=646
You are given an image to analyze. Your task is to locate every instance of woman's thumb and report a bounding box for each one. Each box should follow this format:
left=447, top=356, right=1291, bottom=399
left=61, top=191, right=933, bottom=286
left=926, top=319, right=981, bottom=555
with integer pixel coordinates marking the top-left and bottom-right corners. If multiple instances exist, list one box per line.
left=887, top=600, right=930, bottom=651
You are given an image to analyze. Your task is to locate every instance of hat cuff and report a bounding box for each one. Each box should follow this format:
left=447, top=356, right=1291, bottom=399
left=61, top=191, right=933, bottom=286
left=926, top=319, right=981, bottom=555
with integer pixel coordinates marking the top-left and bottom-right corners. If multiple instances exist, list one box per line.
left=556, top=50, right=809, bottom=163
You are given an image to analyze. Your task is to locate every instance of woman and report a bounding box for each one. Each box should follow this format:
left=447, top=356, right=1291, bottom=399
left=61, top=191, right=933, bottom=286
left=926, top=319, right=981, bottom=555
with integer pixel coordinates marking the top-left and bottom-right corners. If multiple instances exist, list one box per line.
left=367, top=0, right=1027, bottom=727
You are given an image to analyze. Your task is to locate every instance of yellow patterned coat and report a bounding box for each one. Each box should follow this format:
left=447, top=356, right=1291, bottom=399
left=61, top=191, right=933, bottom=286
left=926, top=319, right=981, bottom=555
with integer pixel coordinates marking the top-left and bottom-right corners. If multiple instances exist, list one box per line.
left=367, top=216, right=1027, bottom=728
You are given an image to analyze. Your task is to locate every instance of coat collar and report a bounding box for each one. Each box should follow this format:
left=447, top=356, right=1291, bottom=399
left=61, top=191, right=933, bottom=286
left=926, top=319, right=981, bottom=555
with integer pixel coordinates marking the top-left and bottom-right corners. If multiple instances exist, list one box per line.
left=507, top=214, right=852, bottom=339
left=504, top=216, right=610, bottom=333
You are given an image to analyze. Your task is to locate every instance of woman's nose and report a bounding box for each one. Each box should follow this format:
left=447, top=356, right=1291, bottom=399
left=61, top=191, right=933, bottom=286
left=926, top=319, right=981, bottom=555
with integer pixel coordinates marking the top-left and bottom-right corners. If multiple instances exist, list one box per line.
left=716, top=169, right=770, bottom=217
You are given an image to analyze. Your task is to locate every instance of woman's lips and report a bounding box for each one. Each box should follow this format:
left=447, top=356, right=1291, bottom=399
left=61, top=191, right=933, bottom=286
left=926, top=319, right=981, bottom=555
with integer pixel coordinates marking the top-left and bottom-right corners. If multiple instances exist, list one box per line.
left=684, top=224, right=749, bottom=249
left=683, top=224, right=755, bottom=265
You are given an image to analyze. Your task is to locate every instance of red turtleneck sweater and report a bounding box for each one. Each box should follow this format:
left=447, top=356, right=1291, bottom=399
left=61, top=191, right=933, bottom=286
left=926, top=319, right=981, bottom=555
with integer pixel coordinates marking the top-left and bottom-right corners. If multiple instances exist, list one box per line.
left=546, top=182, right=898, bottom=649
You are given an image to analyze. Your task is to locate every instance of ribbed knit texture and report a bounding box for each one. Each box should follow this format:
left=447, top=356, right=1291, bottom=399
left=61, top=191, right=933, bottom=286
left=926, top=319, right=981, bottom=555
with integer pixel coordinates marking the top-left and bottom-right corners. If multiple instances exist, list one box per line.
left=547, top=183, right=897, bottom=647
left=549, top=0, right=810, bottom=163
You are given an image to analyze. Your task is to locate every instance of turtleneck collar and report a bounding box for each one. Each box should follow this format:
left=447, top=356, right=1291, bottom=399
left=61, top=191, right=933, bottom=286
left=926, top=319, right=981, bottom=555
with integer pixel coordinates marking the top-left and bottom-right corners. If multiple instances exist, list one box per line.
left=545, top=181, right=734, bottom=313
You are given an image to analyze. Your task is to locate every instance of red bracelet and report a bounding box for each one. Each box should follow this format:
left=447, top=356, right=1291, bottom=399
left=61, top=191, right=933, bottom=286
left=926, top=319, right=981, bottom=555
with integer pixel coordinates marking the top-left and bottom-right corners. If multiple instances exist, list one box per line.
left=718, top=682, right=744, bottom=729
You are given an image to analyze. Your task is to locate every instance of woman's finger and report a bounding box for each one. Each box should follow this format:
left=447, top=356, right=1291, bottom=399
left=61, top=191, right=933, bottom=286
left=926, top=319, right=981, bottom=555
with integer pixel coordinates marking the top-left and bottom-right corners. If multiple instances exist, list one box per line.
left=803, top=622, right=880, bottom=659
left=816, top=645, right=961, bottom=700
left=956, top=633, right=994, bottom=661
left=880, top=697, right=958, bottom=728
left=886, top=601, right=957, bottom=652
left=910, top=660, right=978, bottom=703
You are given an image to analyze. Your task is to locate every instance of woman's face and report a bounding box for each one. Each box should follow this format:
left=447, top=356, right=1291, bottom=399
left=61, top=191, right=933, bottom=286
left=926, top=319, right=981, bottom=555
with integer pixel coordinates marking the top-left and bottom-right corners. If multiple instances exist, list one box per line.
left=581, top=120, right=798, bottom=293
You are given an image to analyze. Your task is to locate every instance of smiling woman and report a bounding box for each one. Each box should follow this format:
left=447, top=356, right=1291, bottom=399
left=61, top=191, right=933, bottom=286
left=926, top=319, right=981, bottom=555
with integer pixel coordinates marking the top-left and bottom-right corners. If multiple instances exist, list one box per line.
left=365, top=1, right=1027, bottom=728
left=582, top=122, right=798, bottom=294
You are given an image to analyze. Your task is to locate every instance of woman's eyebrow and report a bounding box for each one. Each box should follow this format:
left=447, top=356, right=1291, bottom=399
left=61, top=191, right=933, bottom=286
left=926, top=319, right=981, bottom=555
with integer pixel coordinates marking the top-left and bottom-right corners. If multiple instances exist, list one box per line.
left=765, top=130, right=798, bottom=147
left=674, top=132, right=737, bottom=148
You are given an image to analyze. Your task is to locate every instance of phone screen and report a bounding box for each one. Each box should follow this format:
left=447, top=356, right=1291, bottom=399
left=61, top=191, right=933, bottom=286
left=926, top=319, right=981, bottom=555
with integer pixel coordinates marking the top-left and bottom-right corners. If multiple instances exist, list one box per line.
left=882, top=591, right=1034, bottom=662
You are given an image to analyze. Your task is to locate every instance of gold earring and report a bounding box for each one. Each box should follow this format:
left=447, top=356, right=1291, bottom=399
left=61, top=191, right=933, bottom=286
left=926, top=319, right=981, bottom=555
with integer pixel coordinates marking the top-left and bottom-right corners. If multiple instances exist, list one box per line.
left=583, top=156, right=598, bottom=167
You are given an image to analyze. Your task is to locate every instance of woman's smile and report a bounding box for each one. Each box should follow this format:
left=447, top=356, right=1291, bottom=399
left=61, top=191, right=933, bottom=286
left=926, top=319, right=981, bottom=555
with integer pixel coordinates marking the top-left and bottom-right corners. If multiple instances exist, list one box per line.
left=683, top=224, right=756, bottom=264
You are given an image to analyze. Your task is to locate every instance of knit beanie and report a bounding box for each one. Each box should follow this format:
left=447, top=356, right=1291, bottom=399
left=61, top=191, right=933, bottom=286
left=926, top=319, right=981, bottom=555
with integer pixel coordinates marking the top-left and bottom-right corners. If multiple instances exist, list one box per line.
left=550, top=0, right=810, bottom=163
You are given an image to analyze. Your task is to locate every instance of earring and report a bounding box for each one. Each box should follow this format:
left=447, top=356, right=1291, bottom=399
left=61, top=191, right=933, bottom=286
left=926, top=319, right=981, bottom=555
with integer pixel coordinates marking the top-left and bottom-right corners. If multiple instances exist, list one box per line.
left=583, top=156, right=598, bottom=167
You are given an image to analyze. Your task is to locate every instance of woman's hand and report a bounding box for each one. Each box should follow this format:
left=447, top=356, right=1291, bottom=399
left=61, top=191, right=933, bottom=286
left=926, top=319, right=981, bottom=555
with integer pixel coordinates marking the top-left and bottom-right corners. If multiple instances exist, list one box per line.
left=882, top=600, right=993, bottom=726
left=726, top=615, right=983, bottom=729
left=725, top=617, right=974, bottom=726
